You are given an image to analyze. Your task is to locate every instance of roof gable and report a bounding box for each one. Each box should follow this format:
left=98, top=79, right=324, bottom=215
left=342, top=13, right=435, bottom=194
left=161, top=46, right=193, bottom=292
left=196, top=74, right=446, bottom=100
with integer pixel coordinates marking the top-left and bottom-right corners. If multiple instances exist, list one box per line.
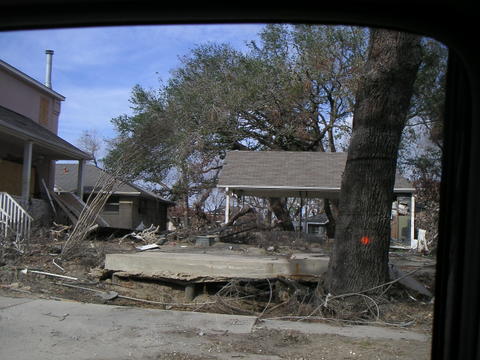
left=55, top=163, right=174, bottom=204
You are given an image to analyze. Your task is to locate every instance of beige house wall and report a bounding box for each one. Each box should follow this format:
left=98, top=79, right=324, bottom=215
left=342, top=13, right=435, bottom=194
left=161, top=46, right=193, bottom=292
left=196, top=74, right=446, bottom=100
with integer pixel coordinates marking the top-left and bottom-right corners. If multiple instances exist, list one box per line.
left=98, top=195, right=169, bottom=230
left=100, top=197, right=134, bottom=229
left=0, top=69, right=61, bottom=134
left=0, top=66, right=65, bottom=194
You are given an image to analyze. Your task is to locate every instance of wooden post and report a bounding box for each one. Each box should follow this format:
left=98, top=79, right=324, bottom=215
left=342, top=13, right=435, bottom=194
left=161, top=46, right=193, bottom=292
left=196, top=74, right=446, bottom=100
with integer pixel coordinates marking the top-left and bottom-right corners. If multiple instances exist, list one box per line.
left=224, top=187, right=230, bottom=224
left=21, top=141, right=33, bottom=206
left=77, top=159, right=85, bottom=200
left=410, top=194, right=415, bottom=247
left=299, top=194, right=304, bottom=232
left=185, top=284, right=195, bottom=301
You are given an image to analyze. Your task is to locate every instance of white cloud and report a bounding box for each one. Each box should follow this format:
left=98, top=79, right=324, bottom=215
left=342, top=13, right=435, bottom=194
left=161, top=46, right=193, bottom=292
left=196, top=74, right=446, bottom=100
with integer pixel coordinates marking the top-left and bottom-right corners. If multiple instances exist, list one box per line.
left=0, top=24, right=265, bottom=152
left=58, top=85, right=133, bottom=144
left=0, top=24, right=263, bottom=85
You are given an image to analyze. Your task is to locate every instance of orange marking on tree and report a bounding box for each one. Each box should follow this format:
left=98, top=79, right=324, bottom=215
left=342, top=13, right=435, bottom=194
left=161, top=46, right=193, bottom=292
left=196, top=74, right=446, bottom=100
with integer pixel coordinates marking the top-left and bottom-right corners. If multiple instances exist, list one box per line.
left=360, top=236, right=371, bottom=245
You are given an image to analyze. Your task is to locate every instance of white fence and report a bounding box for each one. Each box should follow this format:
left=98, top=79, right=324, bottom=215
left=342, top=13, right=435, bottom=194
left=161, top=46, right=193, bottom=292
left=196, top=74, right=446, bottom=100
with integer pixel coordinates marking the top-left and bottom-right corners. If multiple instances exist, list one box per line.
left=0, top=192, right=33, bottom=251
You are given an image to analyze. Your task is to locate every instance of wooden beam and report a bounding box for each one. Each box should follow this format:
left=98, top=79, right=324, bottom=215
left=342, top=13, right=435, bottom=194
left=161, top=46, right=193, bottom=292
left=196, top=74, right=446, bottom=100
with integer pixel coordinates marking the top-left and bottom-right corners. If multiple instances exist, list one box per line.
left=77, top=159, right=85, bottom=200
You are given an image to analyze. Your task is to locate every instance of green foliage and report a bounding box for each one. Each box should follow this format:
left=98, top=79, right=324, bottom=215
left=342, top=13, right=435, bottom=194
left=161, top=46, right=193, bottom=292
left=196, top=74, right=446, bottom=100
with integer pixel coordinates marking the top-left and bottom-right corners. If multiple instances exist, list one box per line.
left=106, top=25, right=370, bottom=202
left=104, top=24, right=446, bottom=229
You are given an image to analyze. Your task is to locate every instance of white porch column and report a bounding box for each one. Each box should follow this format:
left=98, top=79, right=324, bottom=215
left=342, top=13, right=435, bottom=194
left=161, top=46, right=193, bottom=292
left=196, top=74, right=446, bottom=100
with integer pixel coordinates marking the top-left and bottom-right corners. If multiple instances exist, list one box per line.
left=77, top=159, right=85, bottom=200
left=299, top=195, right=304, bottom=232
left=21, top=141, right=33, bottom=205
left=410, top=194, right=415, bottom=246
left=224, top=187, right=230, bottom=224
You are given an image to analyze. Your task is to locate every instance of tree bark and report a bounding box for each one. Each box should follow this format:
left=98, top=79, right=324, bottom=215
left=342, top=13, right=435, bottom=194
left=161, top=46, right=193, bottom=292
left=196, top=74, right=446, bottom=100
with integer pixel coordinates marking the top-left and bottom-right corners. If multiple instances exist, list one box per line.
left=327, top=29, right=422, bottom=294
left=269, top=197, right=295, bottom=231
left=324, top=198, right=338, bottom=238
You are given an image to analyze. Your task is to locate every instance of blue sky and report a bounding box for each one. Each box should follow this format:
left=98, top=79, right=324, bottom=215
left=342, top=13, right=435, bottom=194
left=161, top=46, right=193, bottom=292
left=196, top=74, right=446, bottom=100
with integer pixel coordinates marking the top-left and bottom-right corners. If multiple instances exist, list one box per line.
left=0, top=24, right=264, bottom=156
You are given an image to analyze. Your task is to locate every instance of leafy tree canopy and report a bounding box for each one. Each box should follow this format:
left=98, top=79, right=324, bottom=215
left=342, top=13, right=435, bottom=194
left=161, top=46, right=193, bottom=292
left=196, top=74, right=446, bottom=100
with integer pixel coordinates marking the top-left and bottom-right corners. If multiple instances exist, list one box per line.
left=104, top=24, right=446, bottom=230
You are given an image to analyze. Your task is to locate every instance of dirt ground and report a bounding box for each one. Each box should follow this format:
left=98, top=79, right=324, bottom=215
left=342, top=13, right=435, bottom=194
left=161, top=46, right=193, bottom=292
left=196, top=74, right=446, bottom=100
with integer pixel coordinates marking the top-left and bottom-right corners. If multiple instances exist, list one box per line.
left=148, top=327, right=431, bottom=360
left=0, top=231, right=435, bottom=359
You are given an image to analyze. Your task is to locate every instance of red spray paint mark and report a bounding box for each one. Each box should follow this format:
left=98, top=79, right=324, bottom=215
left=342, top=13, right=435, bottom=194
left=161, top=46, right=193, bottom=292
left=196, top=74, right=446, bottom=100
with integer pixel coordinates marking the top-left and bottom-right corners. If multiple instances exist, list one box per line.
left=360, top=236, right=371, bottom=245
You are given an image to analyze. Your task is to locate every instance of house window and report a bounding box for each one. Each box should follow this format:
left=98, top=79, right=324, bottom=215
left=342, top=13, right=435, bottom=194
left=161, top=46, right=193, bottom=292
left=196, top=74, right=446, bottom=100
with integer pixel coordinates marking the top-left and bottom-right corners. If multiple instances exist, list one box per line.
left=104, top=196, right=120, bottom=212
left=307, top=224, right=325, bottom=236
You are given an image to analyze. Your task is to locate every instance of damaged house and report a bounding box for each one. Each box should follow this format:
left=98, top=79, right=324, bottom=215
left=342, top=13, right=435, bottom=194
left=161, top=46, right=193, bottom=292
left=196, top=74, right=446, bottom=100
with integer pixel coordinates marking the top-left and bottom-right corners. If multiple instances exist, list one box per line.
left=55, top=163, right=175, bottom=231
left=302, top=213, right=330, bottom=238
left=0, top=53, right=91, bottom=241
left=217, top=150, right=416, bottom=245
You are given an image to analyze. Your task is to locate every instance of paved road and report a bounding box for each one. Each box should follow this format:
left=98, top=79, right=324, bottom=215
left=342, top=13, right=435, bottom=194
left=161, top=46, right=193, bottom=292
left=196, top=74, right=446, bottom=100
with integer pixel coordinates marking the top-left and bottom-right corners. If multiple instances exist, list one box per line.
left=0, top=296, right=428, bottom=360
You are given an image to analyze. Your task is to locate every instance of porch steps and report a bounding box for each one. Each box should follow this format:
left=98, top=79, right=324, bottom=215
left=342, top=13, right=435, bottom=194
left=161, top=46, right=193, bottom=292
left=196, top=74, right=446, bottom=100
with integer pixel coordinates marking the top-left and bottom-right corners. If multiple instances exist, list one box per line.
left=49, top=191, right=110, bottom=228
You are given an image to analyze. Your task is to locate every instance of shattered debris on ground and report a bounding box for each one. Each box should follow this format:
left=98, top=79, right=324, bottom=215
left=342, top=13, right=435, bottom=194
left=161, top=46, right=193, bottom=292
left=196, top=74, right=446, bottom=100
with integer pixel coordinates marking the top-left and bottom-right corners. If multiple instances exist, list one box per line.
left=0, top=221, right=436, bottom=359
left=1, top=224, right=434, bottom=324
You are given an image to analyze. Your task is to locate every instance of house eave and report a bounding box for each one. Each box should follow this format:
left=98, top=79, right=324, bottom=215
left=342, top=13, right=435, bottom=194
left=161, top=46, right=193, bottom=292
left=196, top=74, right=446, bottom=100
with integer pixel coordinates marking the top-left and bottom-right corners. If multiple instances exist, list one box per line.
left=218, top=184, right=415, bottom=199
left=0, top=122, right=92, bottom=160
left=0, top=59, right=65, bottom=101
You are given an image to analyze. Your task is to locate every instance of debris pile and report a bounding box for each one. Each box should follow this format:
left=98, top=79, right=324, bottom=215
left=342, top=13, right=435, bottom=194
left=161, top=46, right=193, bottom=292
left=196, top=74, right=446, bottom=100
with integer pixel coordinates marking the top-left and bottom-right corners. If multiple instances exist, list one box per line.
left=0, top=217, right=436, bottom=333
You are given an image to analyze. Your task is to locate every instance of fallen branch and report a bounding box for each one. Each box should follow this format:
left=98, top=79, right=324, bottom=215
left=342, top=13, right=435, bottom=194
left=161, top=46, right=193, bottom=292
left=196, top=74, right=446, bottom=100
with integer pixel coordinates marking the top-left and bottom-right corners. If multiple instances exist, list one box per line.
left=50, top=222, right=72, bottom=239
left=218, top=226, right=258, bottom=241
left=52, top=259, right=65, bottom=273
left=215, top=295, right=257, bottom=316
left=258, top=278, right=273, bottom=318
left=260, top=315, right=415, bottom=328
left=223, top=206, right=255, bottom=227
left=120, top=225, right=161, bottom=244
left=298, top=267, right=429, bottom=323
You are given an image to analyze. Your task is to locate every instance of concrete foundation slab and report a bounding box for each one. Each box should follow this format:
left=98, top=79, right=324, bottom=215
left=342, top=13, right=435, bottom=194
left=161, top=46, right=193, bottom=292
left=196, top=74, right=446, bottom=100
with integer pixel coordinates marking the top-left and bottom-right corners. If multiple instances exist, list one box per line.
left=105, top=252, right=329, bottom=282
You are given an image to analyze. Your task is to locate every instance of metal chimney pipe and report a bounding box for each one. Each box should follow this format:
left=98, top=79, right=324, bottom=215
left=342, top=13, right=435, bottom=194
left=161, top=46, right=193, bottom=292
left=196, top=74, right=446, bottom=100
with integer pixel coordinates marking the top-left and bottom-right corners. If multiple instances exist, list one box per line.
left=44, top=49, right=54, bottom=88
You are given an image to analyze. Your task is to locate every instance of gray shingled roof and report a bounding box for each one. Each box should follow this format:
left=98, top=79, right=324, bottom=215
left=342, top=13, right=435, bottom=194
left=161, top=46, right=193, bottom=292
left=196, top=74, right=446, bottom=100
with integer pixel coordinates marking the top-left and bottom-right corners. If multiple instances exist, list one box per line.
left=217, top=151, right=414, bottom=198
left=306, top=213, right=329, bottom=224
left=55, top=163, right=174, bottom=204
left=0, top=105, right=91, bottom=160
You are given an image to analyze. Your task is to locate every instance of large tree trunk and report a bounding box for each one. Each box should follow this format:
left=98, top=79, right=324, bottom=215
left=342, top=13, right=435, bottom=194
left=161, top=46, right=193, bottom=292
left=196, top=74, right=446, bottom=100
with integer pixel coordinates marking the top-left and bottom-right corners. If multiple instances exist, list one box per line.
left=269, top=197, right=295, bottom=231
left=324, top=198, right=339, bottom=238
left=327, top=29, right=422, bottom=294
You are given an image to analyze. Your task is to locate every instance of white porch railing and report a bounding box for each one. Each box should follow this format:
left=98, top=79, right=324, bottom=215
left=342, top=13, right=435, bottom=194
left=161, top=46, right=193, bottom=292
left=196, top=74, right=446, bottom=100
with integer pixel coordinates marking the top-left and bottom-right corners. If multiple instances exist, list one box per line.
left=0, top=192, right=33, bottom=251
